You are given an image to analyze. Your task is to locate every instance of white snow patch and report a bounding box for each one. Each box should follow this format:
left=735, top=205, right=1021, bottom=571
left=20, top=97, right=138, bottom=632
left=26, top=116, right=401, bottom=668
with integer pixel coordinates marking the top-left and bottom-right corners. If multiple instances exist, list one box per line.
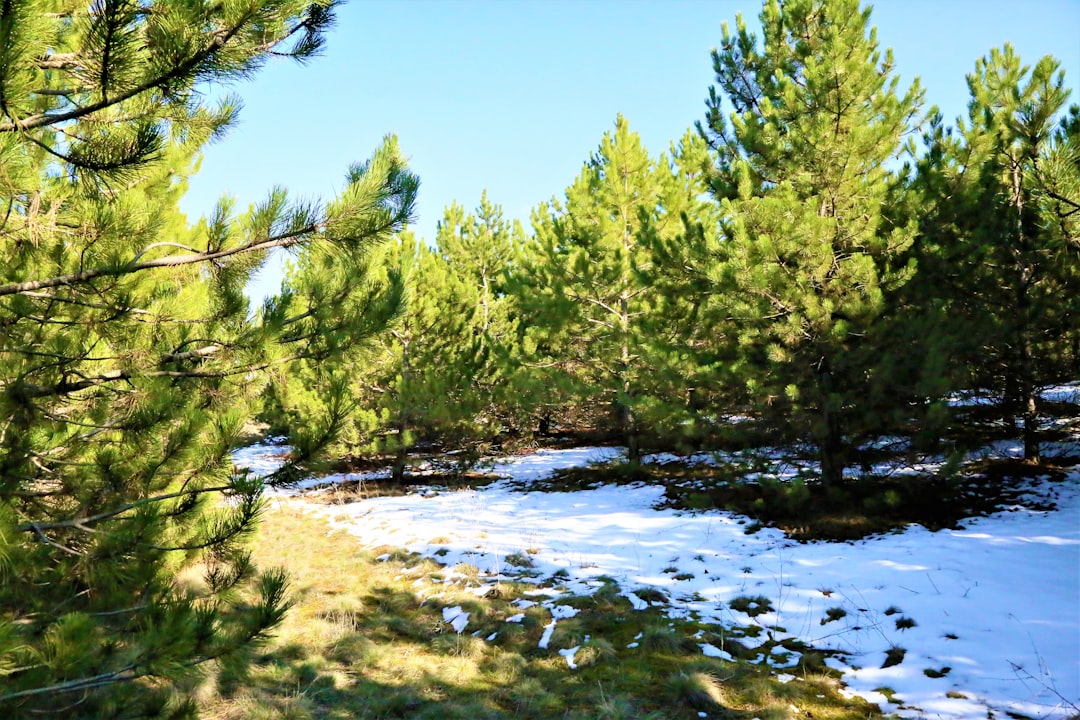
left=559, top=646, right=581, bottom=669
left=549, top=604, right=580, bottom=619
left=237, top=441, right=1080, bottom=720
left=538, top=620, right=556, bottom=650
left=700, top=643, right=735, bottom=661
left=442, top=606, right=470, bottom=634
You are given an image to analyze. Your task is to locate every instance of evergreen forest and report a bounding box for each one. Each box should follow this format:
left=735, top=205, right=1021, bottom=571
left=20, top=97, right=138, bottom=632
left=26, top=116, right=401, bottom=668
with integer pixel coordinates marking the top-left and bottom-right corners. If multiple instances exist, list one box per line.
left=0, top=0, right=1076, bottom=718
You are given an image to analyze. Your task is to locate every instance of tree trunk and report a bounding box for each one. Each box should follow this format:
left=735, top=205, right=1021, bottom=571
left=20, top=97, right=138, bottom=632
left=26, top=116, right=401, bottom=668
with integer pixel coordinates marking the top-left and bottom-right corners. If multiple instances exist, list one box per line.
left=819, top=415, right=844, bottom=487
left=393, top=333, right=411, bottom=485
left=1072, top=328, right=1079, bottom=378
left=480, top=272, right=490, bottom=332
left=1021, top=392, right=1040, bottom=463
left=620, top=401, right=640, bottom=465
left=1011, top=154, right=1040, bottom=463
left=817, top=356, right=844, bottom=487
left=619, top=293, right=640, bottom=465
left=392, top=438, right=407, bottom=485
left=1003, top=353, right=1022, bottom=418
left=1017, top=305, right=1040, bottom=463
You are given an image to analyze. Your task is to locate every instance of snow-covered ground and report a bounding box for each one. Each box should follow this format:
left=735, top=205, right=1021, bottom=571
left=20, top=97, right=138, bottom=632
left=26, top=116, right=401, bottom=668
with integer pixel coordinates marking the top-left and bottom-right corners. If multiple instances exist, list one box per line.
left=234, top=426, right=1080, bottom=719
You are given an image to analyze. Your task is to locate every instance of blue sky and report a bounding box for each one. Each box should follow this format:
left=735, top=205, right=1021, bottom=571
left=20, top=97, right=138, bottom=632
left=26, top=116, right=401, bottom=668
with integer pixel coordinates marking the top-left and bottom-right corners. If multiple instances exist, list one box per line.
left=178, top=0, right=1080, bottom=298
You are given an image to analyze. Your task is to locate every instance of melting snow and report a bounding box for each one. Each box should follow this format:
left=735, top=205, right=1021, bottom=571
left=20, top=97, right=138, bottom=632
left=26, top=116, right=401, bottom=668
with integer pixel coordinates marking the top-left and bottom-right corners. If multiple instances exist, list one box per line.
left=538, top=620, right=556, bottom=650
left=700, top=643, right=735, bottom=661
left=236, top=423, right=1080, bottom=720
left=442, top=606, right=470, bottom=634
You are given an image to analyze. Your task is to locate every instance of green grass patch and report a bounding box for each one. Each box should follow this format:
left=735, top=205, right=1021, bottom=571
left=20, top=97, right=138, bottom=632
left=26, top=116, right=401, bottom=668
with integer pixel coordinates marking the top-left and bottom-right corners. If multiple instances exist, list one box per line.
left=894, top=616, right=917, bottom=631
left=729, top=595, right=774, bottom=618
left=882, top=646, right=907, bottom=669
left=821, top=607, right=848, bottom=625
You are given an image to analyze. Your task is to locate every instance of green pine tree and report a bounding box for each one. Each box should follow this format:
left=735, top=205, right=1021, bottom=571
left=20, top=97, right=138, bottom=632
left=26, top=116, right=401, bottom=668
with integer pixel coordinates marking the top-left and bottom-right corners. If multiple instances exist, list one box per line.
left=697, top=0, right=923, bottom=485
left=264, top=197, right=523, bottom=484
left=385, top=230, right=481, bottom=479
left=635, top=129, right=729, bottom=446
left=910, top=46, right=1079, bottom=460
left=513, top=116, right=695, bottom=461
left=0, top=2, right=417, bottom=716
left=435, top=193, right=526, bottom=437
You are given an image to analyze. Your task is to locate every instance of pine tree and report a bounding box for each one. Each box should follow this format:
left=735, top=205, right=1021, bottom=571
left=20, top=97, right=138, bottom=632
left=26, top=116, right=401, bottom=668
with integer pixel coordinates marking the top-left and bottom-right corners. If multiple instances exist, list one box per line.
left=266, top=229, right=456, bottom=483
left=435, top=193, right=525, bottom=436
left=912, top=46, right=1079, bottom=460
left=636, top=129, right=729, bottom=445
left=513, top=116, right=691, bottom=460
left=0, top=2, right=417, bottom=716
left=265, top=196, right=524, bottom=483
left=384, top=231, right=480, bottom=479
left=259, top=195, right=411, bottom=465
left=697, top=0, right=923, bottom=485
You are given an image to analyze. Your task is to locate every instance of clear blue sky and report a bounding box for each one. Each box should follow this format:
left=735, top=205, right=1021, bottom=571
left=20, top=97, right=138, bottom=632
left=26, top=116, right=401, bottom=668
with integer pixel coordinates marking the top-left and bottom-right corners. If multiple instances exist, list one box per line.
left=178, top=0, right=1080, bottom=298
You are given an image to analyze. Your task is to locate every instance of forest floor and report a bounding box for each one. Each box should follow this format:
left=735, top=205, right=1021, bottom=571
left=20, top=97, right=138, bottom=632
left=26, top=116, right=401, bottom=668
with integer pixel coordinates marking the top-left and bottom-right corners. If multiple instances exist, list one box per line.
left=216, top=387, right=1080, bottom=720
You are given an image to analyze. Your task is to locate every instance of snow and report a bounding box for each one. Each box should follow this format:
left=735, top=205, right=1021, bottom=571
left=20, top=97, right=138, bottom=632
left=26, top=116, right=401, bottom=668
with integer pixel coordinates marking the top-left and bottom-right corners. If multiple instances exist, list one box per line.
left=442, top=605, right=470, bottom=634
left=235, top=428, right=1080, bottom=720
left=559, top=645, right=581, bottom=669
left=549, top=604, right=580, bottom=619
left=700, top=643, right=735, bottom=661
left=538, top=620, right=556, bottom=650
left=947, top=384, right=1080, bottom=408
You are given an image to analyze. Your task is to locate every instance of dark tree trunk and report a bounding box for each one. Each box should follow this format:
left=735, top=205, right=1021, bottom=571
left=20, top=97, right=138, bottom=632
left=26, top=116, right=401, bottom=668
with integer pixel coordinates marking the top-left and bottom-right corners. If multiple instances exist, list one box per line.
left=621, top=402, right=640, bottom=465
left=617, top=291, right=640, bottom=466
left=819, top=417, right=844, bottom=487
left=1018, top=326, right=1040, bottom=463
left=1072, top=328, right=1079, bottom=378
left=393, top=332, right=411, bottom=485
left=392, top=442, right=407, bottom=485
left=817, top=357, right=845, bottom=488
left=1011, top=157, right=1040, bottom=463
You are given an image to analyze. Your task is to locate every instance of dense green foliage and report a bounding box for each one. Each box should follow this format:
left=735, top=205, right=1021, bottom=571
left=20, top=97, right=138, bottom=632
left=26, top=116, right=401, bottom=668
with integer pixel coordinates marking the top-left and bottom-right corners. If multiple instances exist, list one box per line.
left=261, top=0, right=1077, bottom=478
left=906, top=46, right=1080, bottom=461
left=512, top=116, right=715, bottom=460
left=265, top=197, right=524, bottom=481
left=0, top=1, right=416, bottom=717
left=3, top=0, right=1073, bottom=715
left=690, top=0, right=924, bottom=485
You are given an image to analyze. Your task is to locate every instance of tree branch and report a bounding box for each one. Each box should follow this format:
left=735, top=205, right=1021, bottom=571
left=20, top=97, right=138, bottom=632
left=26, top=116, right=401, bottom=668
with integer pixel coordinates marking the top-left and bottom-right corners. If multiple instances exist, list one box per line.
left=2, top=22, right=245, bottom=133
left=0, top=664, right=140, bottom=702
left=0, top=225, right=317, bottom=298
left=16, top=483, right=235, bottom=533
